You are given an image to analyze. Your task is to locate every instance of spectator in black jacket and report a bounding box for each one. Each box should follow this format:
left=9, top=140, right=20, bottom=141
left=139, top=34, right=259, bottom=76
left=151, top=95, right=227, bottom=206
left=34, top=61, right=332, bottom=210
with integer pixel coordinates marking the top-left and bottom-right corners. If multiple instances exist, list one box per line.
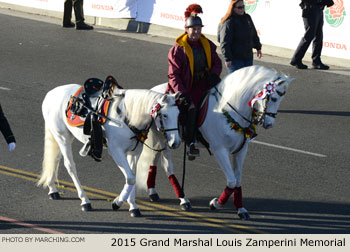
left=218, top=0, right=262, bottom=74
left=0, top=104, right=16, bottom=152
left=290, top=0, right=334, bottom=70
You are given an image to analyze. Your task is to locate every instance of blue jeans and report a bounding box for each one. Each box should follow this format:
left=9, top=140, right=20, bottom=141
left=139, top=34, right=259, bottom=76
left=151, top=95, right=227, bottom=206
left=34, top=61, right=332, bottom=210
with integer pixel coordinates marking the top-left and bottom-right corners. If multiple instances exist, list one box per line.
left=226, top=58, right=253, bottom=74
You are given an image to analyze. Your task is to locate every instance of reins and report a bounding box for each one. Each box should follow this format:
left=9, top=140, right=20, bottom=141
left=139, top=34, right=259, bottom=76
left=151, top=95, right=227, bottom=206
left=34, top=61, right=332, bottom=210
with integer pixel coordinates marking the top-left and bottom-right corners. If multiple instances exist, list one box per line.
left=116, top=95, right=178, bottom=152
left=214, top=87, right=252, bottom=124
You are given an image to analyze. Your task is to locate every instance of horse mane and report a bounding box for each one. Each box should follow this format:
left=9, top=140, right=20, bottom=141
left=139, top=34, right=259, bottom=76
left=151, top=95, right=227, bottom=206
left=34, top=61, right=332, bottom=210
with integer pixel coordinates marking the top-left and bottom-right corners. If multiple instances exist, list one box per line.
left=122, top=89, right=165, bottom=129
left=216, top=65, right=289, bottom=112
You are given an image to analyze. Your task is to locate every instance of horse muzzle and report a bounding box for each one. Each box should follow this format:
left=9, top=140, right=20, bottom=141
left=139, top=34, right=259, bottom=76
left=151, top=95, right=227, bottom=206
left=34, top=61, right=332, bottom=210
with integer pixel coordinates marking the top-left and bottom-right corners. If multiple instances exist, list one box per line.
left=166, top=132, right=181, bottom=149
left=262, top=114, right=276, bottom=129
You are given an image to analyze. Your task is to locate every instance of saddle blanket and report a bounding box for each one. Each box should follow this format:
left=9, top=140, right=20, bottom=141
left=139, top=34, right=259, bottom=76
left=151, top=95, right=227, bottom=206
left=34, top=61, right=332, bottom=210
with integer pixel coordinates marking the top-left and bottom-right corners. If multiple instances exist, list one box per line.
left=66, top=86, right=111, bottom=127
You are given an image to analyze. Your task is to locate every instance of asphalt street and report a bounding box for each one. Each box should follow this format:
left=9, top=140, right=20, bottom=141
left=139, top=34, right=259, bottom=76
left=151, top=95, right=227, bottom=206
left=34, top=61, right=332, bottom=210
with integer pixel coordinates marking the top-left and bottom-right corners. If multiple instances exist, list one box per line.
left=0, top=8, right=350, bottom=234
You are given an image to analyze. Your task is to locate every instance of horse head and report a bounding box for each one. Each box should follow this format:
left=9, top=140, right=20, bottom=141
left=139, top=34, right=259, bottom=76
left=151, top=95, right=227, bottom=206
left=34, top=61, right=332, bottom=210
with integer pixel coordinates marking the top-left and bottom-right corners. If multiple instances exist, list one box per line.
left=252, top=77, right=293, bottom=129
left=151, top=92, right=181, bottom=149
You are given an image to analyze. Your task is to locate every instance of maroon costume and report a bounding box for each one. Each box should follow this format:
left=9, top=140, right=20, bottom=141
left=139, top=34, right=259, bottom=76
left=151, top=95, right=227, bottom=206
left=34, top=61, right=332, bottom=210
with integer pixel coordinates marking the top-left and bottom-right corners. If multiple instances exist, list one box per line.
left=166, top=33, right=222, bottom=108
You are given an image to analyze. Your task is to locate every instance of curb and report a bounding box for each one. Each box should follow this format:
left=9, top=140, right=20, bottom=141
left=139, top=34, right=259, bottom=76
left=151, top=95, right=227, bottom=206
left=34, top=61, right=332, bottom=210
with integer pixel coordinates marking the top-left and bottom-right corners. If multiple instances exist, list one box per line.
left=1, top=2, right=349, bottom=68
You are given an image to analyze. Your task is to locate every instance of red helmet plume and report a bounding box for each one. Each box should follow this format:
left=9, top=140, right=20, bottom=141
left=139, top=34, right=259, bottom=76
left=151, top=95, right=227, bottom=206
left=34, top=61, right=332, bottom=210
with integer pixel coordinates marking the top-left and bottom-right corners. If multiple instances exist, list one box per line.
left=184, top=4, right=203, bottom=20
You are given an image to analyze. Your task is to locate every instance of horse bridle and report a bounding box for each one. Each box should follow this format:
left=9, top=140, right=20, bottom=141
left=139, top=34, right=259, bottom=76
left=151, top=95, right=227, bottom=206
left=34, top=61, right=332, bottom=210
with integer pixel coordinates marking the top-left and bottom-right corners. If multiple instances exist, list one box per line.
left=214, top=77, right=286, bottom=126
left=153, top=103, right=179, bottom=140
left=260, top=89, right=286, bottom=121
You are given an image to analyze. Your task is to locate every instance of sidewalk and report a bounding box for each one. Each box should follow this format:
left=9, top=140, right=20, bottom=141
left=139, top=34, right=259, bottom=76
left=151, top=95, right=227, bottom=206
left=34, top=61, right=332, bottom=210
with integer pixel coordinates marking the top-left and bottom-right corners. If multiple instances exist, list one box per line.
left=1, top=2, right=349, bottom=69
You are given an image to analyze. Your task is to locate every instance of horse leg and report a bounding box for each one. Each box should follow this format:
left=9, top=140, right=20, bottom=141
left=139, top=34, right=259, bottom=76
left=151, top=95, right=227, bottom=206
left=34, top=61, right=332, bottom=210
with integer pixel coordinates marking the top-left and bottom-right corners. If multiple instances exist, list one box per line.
left=109, top=147, right=139, bottom=217
left=126, top=151, right=142, bottom=217
left=162, top=149, right=191, bottom=211
left=209, top=149, right=237, bottom=211
left=232, top=144, right=250, bottom=220
left=146, top=149, right=161, bottom=201
left=47, top=153, right=63, bottom=200
left=56, top=135, right=92, bottom=211
left=147, top=165, right=160, bottom=202
left=37, top=127, right=62, bottom=200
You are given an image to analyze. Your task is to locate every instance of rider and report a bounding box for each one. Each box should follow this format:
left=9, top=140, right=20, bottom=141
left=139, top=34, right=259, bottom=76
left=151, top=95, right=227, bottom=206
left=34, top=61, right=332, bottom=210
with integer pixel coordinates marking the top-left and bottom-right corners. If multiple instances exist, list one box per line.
left=166, top=4, right=222, bottom=160
left=0, top=104, right=16, bottom=152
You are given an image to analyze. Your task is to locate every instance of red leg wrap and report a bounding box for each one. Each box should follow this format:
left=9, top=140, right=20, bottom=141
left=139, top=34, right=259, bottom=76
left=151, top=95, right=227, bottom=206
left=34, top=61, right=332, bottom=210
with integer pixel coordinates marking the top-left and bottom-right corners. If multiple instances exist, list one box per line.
left=168, top=174, right=184, bottom=198
left=147, top=166, right=157, bottom=189
left=233, top=186, right=243, bottom=209
left=218, top=186, right=235, bottom=205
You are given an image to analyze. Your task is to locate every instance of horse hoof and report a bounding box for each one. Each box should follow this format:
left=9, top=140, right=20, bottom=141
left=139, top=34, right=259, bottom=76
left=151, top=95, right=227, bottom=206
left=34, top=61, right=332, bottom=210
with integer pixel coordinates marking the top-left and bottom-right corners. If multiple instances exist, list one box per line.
left=49, top=192, right=61, bottom=200
left=149, top=193, right=160, bottom=202
left=112, top=202, right=120, bottom=211
left=81, top=203, right=93, bottom=212
left=238, top=212, right=250, bottom=220
left=209, top=198, right=219, bottom=210
left=180, top=202, right=192, bottom=211
left=130, top=209, right=142, bottom=217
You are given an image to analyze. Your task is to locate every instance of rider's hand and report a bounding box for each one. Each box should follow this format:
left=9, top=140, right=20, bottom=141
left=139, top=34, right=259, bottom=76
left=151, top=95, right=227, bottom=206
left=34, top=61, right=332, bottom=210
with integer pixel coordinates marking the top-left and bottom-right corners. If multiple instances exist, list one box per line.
left=208, top=73, right=221, bottom=88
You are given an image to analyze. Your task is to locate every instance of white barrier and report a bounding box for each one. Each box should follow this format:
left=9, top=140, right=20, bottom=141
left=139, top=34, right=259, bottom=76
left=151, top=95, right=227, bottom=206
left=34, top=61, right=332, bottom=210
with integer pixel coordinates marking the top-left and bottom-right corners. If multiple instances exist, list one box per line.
left=0, top=0, right=348, bottom=60
left=136, top=0, right=349, bottom=60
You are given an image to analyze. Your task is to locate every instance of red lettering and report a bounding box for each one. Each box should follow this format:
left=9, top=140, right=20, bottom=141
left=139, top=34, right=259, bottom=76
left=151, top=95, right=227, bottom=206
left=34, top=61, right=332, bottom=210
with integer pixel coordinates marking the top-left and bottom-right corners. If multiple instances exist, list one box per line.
left=160, top=13, right=184, bottom=22
left=323, top=42, right=347, bottom=50
left=92, top=4, right=114, bottom=11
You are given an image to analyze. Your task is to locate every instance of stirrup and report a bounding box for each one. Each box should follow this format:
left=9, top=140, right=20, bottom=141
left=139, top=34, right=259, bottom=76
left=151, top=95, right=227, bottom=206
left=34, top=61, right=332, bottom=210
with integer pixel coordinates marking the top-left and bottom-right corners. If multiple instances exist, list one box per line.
left=79, top=141, right=91, bottom=157
left=187, top=143, right=199, bottom=159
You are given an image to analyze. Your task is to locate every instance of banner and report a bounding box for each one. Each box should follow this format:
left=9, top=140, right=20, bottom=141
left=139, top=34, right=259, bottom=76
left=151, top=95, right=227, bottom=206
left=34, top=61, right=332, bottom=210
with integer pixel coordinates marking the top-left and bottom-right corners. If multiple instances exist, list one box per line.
left=136, top=0, right=349, bottom=60
left=1, top=0, right=348, bottom=59
left=135, top=0, right=227, bottom=36
left=243, top=0, right=349, bottom=60
left=84, top=0, right=137, bottom=18
left=0, top=0, right=137, bottom=18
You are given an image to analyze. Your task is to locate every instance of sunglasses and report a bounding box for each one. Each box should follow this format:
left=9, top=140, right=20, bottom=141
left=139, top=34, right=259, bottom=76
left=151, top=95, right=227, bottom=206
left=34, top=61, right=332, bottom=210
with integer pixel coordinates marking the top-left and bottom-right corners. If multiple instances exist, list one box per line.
left=235, top=6, right=245, bottom=9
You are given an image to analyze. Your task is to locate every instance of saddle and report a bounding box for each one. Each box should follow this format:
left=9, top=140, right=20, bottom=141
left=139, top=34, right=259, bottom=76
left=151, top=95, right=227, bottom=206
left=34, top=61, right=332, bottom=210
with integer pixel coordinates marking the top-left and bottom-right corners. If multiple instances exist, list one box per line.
left=66, top=75, right=123, bottom=162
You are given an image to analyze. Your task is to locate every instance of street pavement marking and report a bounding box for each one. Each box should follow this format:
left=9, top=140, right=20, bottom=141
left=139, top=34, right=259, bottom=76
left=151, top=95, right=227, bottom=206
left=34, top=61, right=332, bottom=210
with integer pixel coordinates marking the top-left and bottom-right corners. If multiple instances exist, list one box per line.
left=0, top=87, right=10, bottom=90
left=251, top=140, right=327, bottom=158
left=0, top=216, right=64, bottom=234
left=0, top=165, right=265, bottom=234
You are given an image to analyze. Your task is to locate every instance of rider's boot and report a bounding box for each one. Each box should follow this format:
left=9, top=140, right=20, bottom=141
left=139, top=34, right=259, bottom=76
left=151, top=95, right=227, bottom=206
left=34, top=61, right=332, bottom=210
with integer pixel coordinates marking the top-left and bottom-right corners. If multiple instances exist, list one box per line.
left=186, top=107, right=199, bottom=160
left=90, top=114, right=103, bottom=162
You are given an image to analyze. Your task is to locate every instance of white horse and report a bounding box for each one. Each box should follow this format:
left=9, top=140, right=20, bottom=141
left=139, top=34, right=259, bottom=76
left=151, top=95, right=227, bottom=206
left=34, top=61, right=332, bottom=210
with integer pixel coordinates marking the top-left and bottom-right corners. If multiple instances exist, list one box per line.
left=136, top=65, right=294, bottom=219
left=37, top=84, right=180, bottom=217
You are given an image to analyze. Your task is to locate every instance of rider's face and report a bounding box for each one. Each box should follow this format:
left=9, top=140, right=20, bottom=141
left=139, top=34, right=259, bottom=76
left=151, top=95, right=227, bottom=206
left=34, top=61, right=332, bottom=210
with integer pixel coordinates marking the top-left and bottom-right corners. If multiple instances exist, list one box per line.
left=185, top=25, right=202, bottom=42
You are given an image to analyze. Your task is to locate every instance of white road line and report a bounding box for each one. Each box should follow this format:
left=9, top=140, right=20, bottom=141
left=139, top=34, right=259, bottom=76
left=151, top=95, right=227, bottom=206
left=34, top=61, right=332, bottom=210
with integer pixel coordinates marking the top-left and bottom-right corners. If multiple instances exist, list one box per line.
left=251, top=140, right=327, bottom=158
left=0, top=87, right=10, bottom=91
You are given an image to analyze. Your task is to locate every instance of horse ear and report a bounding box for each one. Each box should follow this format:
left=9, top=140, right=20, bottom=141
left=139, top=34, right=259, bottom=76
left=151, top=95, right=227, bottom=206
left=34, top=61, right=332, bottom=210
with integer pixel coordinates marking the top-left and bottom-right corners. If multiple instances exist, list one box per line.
left=277, top=78, right=295, bottom=86
left=174, top=92, right=181, bottom=100
left=161, top=94, right=168, bottom=103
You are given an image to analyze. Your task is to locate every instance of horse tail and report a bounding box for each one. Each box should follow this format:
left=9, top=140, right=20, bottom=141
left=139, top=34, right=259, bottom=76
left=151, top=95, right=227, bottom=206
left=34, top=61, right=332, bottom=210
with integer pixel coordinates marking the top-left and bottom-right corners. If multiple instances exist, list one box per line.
left=37, top=126, right=61, bottom=188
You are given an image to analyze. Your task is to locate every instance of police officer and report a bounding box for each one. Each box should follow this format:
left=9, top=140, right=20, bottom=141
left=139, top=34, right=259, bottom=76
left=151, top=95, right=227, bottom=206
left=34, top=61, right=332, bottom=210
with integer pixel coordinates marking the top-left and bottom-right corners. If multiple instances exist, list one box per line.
left=290, top=0, right=334, bottom=70
left=63, top=0, right=93, bottom=30
left=166, top=4, right=222, bottom=160
left=0, top=104, right=16, bottom=152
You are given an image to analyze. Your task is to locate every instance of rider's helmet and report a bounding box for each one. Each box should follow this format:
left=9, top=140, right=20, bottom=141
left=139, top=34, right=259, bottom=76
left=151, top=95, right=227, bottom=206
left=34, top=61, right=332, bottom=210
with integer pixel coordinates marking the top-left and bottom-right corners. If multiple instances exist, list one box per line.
left=184, top=4, right=204, bottom=28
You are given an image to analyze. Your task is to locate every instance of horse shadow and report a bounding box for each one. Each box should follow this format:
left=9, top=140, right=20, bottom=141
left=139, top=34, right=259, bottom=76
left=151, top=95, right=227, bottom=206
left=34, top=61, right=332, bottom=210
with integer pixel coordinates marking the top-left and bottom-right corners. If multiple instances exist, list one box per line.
left=167, top=196, right=350, bottom=234
left=278, top=110, right=350, bottom=117
left=2, top=196, right=348, bottom=234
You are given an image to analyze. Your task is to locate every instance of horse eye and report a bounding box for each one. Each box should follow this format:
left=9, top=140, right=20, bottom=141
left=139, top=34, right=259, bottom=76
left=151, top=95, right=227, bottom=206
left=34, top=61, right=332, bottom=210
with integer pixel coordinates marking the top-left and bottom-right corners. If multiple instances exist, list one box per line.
left=271, top=97, right=278, bottom=102
left=162, top=114, right=168, bottom=119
